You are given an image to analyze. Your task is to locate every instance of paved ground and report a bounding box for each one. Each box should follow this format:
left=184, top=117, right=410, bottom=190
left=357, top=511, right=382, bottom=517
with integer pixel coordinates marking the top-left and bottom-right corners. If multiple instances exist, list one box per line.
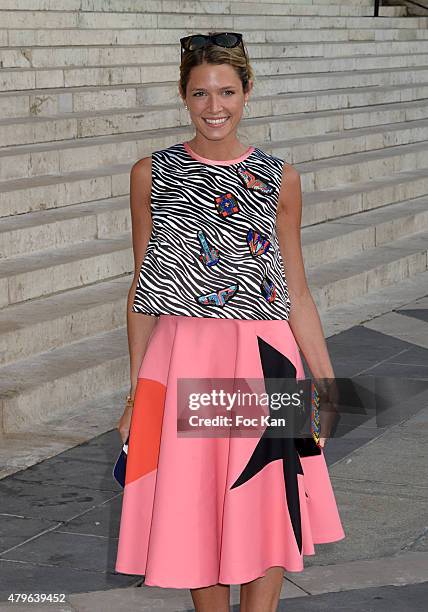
left=0, top=286, right=427, bottom=611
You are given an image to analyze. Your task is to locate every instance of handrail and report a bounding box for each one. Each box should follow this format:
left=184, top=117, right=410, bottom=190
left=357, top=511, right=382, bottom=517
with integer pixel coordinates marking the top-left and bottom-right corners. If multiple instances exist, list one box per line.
left=374, top=0, right=428, bottom=17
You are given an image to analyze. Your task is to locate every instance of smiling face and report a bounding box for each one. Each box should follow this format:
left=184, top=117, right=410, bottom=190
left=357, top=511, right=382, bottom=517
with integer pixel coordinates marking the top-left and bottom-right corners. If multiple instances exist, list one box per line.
left=181, top=62, right=252, bottom=143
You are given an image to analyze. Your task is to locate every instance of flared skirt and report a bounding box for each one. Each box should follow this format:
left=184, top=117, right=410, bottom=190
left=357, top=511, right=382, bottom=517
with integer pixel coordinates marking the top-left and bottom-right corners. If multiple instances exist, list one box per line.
left=115, top=314, right=345, bottom=588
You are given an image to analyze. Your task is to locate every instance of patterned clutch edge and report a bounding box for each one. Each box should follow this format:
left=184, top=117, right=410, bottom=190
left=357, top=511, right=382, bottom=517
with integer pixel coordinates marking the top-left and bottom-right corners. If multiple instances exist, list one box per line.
left=311, top=382, right=321, bottom=446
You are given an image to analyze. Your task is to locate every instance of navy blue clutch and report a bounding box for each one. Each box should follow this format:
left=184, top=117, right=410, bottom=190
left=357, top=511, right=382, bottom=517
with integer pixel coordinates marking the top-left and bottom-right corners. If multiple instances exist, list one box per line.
left=112, top=435, right=129, bottom=488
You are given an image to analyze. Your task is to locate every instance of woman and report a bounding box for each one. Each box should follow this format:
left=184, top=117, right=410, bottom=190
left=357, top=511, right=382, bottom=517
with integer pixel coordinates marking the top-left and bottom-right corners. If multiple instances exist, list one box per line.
left=115, top=32, right=345, bottom=612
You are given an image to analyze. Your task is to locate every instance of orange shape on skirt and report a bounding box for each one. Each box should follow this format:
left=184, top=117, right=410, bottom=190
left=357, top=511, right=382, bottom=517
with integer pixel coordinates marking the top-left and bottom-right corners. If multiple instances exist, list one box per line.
left=125, top=378, right=166, bottom=485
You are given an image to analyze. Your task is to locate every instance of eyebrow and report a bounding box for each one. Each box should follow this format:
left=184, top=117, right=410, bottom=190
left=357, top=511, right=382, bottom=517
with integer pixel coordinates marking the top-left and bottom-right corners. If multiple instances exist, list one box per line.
left=190, top=86, right=237, bottom=91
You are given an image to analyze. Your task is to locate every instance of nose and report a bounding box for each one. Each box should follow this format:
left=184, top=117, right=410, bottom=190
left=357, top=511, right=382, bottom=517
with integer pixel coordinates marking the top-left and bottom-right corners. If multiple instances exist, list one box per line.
left=207, top=95, right=224, bottom=114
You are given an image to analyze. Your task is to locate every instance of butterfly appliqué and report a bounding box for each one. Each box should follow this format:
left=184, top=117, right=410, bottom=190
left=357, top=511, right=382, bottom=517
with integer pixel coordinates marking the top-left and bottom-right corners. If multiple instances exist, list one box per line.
left=246, top=229, right=271, bottom=257
left=197, top=284, right=239, bottom=307
left=260, top=276, right=276, bottom=303
left=237, top=167, right=274, bottom=194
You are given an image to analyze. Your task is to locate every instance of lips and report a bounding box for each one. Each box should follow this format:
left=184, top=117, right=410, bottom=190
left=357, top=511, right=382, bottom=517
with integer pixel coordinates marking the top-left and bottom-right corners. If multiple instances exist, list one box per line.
left=203, top=117, right=229, bottom=126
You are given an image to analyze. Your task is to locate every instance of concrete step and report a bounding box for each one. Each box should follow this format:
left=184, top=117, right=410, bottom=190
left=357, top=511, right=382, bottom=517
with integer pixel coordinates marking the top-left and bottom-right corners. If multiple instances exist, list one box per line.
left=302, top=167, right=428, bottom=225
left=0, top=275, right=129, bottom=366
left=0, top=2, right=383, bottom=25
left=0, top=325, right=129, bottom=434
left=6, top=167, right=426, bottom=260
left=5, top=37, right=428, bottom=68
left=5, top=163, right=424, bottom=261
left=0, top=163, right=130, bottom=217
left=0, top=0, right=375, bottom=8
left=0, top=0, right=375, bottom=7
left=0, top=10, right=421, bottom=30
left=0, top=387, right=127, bottom=480
left=2, top=96, right=428, bottom=148
left=0, top=232, right=133, bottom=307
left=1, top=79, right=426, bottom=120
left=308, top=228, right=428, bottom=311
left=0, top=0, right=375, bottom=12
left=1, top=194, right=427, bottom=367
left=290, top=139, right=428, bottom=190
left=3, top=50, right=428, bottom=93
left=0, top=196, right=129, bottom=258
left=115, top=64, right=428, bottom=106
left=221, top=0, right=374, bottom=3
left=380, top=6, right=409, bottom=17
left=230, top=26, right=428, bottom=41
left=273, top=123, right=428, bottom=185
left=1, top=131, right=427, bottom=220
left=1, top=100, right=427, bottom=182
left=1, top=158, right=426, bottom=253
left=1, top=31, right=410, bottom=50
left=302, top=195, right=428, bottom=268
left=4, top=24, right=427, bottom=51
left=3, top=55, right=428, bottom=94
left=235, top=14, right=426, bottom=30
left=1, top=113, right=427, bottom=184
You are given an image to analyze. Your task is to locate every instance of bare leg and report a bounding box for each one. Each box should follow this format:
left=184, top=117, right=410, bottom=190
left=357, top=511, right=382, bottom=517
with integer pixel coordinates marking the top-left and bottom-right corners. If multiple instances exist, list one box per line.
left=190, top=583, right=230, bottom=612
left=239, top=566, right=284, bottom=612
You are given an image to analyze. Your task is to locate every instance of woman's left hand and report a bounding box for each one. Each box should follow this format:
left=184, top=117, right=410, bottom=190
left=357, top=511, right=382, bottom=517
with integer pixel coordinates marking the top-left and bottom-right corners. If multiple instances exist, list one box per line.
left=318, top=437, right=327, bottom=449
left=316, top=378, right=340, bottom=449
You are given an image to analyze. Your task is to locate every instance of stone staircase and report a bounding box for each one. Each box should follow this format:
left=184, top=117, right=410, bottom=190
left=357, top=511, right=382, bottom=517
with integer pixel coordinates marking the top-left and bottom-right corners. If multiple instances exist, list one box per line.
left=0, top=0, right=428, bottom=473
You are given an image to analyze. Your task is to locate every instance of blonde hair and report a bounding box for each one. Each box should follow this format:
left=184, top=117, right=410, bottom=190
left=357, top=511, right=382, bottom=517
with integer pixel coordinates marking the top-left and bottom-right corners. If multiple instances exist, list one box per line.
left=179, top=31, right=254, bottom=99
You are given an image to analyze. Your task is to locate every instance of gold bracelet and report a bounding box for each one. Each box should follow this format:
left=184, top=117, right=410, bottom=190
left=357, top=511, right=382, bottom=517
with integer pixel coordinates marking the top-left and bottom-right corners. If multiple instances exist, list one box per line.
left=125, top=394, right=135, bottom=407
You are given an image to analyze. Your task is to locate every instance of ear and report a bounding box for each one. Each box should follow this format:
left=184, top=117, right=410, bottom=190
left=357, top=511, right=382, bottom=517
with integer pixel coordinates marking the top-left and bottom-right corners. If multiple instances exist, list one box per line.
left=245, top=79, right=254, bottom=103
left=178, top=83, right=186, bottom=105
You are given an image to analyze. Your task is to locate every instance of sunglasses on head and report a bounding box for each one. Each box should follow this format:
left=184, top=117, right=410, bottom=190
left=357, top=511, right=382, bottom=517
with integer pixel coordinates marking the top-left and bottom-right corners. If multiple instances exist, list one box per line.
left=180, top=32, right=245, bottom=58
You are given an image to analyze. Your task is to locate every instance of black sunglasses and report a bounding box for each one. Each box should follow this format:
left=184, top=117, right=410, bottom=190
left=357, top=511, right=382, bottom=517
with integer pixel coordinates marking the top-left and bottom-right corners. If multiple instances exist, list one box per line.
left=180, top=32, right=245, bottom=58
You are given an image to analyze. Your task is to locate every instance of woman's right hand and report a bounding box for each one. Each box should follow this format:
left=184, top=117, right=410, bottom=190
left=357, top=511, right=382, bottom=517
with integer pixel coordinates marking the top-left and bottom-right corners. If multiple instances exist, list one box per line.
left=117, top=389, right=136, bottom=443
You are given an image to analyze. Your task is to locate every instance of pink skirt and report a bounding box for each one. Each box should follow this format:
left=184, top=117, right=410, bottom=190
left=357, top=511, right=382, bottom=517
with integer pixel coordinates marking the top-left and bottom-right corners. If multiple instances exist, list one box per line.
left=115, top=314, right=345, bottom=588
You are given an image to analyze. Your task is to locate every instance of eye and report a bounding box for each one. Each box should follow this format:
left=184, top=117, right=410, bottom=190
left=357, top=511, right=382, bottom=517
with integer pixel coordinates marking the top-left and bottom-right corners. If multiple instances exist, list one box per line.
left=224, top=90, right=235, bottom=95
left=193, top=91, right=206, bottom=96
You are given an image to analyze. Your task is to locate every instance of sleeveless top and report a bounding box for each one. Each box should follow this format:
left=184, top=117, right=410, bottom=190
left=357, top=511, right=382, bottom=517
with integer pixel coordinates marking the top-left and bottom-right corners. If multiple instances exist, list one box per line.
left=132, top=141, right=292, bottom=320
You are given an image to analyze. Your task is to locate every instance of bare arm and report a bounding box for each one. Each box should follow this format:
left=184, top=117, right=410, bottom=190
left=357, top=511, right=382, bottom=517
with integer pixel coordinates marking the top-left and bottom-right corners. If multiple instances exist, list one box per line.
left=127, top=156, right=158, bottom=398
left=276, top=163, right=338, bottom=447
left=117, top=156, right=158, bottom=442
left=275, top=162, right=335, bottom=381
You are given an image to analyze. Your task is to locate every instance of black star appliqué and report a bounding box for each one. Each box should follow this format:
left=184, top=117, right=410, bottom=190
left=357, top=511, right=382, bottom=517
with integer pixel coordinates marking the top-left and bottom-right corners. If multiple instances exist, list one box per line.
left=230, top=336, right=321, bottom=554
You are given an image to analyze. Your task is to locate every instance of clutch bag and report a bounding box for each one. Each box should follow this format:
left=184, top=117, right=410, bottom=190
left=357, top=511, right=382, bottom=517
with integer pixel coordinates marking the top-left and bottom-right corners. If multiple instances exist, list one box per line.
left=112, top=435, right=129, bottom=488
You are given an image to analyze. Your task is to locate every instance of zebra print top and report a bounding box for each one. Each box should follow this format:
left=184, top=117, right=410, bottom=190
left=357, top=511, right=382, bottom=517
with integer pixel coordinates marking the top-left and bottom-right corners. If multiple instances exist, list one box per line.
left=132, top=141, right=292, bottom=320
